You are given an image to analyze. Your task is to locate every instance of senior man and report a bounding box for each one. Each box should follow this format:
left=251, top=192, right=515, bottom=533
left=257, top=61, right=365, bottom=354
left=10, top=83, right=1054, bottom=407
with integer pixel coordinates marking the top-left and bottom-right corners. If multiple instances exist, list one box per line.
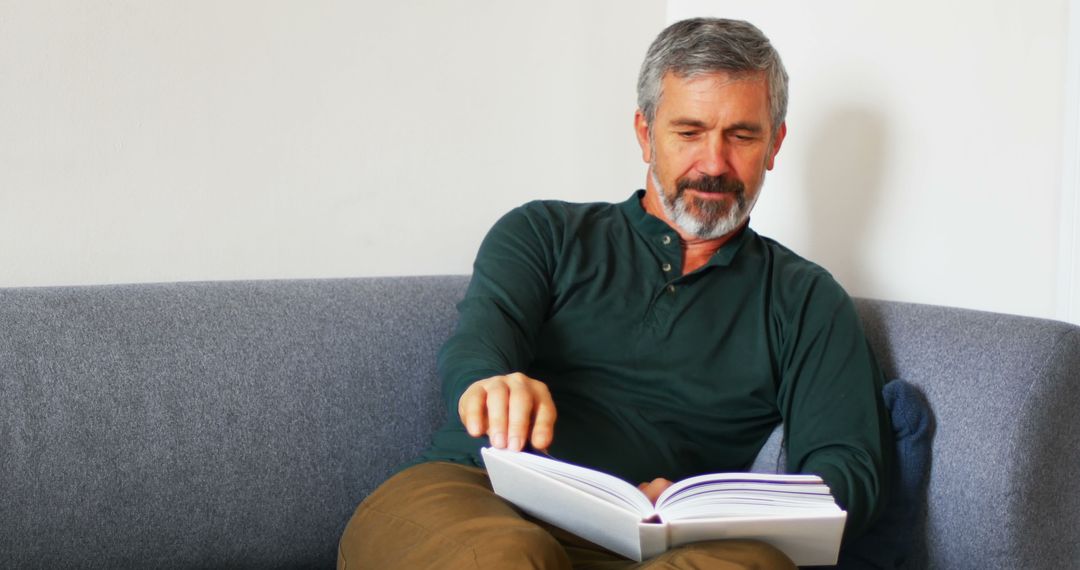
left=339, top=18, right=892, bottom=570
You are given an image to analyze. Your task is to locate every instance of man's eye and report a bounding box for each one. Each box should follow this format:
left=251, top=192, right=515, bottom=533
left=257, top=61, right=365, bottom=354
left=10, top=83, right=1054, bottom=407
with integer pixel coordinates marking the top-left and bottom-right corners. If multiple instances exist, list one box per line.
left=677, top=131, right=698, bottom=138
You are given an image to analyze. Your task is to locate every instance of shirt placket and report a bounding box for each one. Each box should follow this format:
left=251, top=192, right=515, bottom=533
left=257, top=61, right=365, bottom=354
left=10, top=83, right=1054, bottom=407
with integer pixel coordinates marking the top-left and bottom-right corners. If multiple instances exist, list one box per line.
left=644, top=231, right=683, bottom=330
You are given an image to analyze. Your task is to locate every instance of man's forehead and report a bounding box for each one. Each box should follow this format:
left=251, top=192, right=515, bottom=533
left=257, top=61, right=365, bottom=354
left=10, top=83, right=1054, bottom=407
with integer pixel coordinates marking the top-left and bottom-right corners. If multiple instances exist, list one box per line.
left=655, top=70, right=771, bottom=124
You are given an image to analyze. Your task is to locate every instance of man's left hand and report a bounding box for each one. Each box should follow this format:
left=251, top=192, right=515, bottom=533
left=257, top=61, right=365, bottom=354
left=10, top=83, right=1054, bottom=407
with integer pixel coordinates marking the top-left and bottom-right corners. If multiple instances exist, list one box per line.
left=638, top=478, right=674, bottom=505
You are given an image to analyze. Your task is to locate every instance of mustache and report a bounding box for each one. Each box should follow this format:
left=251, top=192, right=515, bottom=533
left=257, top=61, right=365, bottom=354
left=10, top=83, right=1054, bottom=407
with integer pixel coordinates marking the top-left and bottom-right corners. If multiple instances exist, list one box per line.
left=676, top=175, right=745, bottom=195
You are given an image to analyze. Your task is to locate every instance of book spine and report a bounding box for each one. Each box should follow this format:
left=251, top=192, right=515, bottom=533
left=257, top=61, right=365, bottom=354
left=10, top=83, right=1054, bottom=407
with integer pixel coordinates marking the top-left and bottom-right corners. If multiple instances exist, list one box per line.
left=637, top=521, right=668, bottom=561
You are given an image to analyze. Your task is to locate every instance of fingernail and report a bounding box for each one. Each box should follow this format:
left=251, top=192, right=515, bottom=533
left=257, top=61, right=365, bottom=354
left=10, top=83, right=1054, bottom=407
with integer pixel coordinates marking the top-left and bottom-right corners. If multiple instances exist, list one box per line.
left=492, top=433, right=506, bottom=448
left=509, top=436, right=521, bottom=451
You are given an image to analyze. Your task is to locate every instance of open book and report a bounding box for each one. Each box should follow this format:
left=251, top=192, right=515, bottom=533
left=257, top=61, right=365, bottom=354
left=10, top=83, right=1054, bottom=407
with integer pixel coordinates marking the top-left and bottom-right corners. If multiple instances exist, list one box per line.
left=481, top=447, right=846, bottom=566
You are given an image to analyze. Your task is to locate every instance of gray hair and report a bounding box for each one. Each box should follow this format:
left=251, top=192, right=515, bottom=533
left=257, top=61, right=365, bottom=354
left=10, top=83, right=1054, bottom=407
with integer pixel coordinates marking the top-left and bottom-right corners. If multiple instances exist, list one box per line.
left=637, top=18, right=788, bottom=134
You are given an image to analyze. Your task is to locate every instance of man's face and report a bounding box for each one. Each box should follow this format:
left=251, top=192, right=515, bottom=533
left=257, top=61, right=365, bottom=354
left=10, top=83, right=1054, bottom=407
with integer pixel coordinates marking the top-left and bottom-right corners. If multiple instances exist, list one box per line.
left=635, top=71, right=786, bottom=239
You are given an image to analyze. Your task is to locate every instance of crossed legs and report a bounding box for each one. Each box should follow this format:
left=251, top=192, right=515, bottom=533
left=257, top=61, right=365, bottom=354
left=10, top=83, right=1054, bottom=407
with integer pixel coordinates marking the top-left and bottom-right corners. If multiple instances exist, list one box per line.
left=338, top=462, right=795, bottom=570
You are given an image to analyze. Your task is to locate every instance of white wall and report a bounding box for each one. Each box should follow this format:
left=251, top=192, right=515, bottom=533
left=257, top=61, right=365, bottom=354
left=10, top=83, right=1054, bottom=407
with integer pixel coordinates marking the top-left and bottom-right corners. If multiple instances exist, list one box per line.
left=0, top=1, right=663, bottom=286
left=1059, top=0, right=1080, bottom=324
left=4, top=1, right=1078, bottom=324
left=671, top=0, right=1079, bottom=323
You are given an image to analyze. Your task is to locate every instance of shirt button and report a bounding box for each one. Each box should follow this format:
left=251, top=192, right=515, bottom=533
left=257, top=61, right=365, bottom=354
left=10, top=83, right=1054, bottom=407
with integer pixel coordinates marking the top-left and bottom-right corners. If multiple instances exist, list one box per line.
left=661, top=235, right=672, bottom=245
left=667, top=284, right=676, bottom=294
left=662, top=263, right=672, bottom=273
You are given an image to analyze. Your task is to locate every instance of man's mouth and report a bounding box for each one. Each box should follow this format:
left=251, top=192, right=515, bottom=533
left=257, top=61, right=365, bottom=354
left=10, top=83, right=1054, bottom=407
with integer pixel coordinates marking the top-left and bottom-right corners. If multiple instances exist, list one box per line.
left=687, top=189, right=733, bottom=199
left=676, top=175, right=744, bottom=198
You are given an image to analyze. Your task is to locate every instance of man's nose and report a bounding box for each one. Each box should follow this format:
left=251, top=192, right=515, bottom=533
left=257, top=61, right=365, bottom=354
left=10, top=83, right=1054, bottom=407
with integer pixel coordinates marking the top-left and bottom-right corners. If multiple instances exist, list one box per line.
left=696, top=137, right=730, bottom=177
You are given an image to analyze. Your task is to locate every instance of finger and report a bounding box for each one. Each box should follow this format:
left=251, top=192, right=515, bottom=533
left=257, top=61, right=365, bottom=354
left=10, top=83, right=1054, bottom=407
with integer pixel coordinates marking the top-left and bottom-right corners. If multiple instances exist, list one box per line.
left=639, top=478, right=659, bottom=504
left=484, top=381, right=510, bottom=448
left=459, top=385, right=486, bottom=437
left=506, top=382, right=534, bottom=452
left=642, top=478, right=674, bottom=505
left=530, top=396, right=557, bottom=451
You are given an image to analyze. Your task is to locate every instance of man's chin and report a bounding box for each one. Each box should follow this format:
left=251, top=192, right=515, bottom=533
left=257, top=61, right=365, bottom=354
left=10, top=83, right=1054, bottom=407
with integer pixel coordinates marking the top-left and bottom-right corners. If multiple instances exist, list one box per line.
left=658, top=188, right=746, bottom=239
left=684, top=202, right=735, bottom=225
left=675, top=208, right=745, bottom=240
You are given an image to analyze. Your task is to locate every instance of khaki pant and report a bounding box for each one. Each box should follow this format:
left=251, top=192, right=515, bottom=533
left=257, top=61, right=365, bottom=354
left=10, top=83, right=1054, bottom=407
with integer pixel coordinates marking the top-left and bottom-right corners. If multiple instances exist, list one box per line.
left=338, top=462, right=796, bottom=570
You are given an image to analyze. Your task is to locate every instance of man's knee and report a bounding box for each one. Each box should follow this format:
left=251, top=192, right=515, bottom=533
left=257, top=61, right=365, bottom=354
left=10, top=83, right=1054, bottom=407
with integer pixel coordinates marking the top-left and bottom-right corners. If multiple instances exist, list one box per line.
left=338, top=462, right=571, bottom=569
left=339, top=503, right=570, bottom=570
left=338, top=501, right=476, bottom=569
left=474, top=525, right=570, bottom=569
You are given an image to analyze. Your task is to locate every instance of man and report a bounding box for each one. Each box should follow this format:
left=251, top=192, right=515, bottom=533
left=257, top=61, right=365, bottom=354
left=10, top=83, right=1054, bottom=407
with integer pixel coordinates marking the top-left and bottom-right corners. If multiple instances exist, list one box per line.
left=339, top=18, right=892, bottom=569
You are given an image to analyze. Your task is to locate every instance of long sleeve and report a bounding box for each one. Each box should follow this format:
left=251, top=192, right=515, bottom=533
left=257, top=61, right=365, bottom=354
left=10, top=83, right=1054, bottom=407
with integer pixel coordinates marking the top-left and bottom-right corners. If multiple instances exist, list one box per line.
left=437, top=204, right=557, bottom=418
left=776, top=275, right=894, bottom=539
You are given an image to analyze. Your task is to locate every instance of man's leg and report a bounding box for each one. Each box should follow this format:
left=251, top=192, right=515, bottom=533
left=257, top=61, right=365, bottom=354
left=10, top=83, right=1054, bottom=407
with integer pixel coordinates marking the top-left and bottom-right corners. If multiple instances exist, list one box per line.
left=632, top=540, right=796, bottom=570
left=338, top=462, right=571, bottom=570
left=556, top=532, right=794, bottom=570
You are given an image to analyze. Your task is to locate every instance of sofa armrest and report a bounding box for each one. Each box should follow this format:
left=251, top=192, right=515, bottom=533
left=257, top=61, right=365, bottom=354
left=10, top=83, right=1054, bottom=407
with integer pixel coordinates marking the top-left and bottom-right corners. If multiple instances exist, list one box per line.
left=855, top=299, right=1080, bottom=570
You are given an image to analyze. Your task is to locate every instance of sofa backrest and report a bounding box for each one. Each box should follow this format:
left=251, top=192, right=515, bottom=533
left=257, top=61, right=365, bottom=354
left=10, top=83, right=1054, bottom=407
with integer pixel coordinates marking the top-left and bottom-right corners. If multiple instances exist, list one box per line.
left=2, top=276, right=1077, bottom=569
left=0, top=276, right=468, bottom=569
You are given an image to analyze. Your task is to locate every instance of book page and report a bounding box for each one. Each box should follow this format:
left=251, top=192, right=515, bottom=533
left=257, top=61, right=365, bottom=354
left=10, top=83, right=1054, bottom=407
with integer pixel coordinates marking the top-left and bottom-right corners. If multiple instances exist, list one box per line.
left=655, top=472, right=833, bottom=515
left=483, top=447, right=654, bottom=515
left=481, top=447, right=656, bottom=561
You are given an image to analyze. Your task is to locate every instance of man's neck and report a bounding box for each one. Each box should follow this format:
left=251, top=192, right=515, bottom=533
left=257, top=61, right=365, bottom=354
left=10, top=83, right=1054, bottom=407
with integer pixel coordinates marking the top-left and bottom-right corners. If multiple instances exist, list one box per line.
left=640, top=186, right=744, bottom=276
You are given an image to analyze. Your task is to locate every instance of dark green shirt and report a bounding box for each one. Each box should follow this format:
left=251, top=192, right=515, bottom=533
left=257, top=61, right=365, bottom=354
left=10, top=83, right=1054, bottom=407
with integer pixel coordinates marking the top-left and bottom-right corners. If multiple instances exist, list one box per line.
left=422, top=191, right=892, bottom=536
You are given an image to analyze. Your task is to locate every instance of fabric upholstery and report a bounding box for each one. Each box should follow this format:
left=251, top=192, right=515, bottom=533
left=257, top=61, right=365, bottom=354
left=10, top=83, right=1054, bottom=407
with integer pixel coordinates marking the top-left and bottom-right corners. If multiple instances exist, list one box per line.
left=1, top=277, right=1078, bottom=569
left=854, top=299, right=1080, bottom=569
left=0, top=277, right=468, bottom=569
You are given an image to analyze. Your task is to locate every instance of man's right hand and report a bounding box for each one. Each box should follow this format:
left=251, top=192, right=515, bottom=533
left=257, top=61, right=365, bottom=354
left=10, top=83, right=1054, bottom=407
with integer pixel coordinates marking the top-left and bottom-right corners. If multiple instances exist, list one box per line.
left=458, top=372, right=556, bottom=452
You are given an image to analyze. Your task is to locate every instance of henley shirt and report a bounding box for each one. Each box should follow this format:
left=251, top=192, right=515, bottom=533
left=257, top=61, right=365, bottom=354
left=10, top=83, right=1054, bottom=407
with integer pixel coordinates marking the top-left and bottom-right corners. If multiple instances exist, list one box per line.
left=420, top=191, right=892, bottom=536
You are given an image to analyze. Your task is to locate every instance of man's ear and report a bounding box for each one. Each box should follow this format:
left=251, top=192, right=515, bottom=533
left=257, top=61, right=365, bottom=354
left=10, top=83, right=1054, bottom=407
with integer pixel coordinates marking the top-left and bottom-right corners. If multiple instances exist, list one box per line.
left=765, top=121, right=787, bottom=171
left=634, top=109, right=652, bottom=163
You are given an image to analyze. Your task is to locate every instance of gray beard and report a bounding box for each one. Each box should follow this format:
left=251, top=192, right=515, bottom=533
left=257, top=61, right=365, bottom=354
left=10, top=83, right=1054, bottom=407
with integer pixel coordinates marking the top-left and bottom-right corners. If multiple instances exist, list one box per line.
left=651, top=169, right=759, bottom=239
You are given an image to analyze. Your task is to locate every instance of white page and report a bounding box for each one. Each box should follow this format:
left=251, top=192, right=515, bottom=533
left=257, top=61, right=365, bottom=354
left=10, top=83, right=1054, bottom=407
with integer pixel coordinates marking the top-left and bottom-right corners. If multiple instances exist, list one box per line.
left=481, top=448, right=654, bottom=560
left=658, top=484, right=837, bottom=515
left=656, top=472, right=826, bottom=508
left=661, top=501, right=839, bottom=519
left=483, top=447, right=654, bottom=515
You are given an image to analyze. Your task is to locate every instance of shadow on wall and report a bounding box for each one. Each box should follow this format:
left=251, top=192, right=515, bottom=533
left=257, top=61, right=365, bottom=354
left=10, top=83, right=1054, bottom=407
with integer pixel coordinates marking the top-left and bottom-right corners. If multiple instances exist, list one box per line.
left=802, top=107, right=889, bottom=295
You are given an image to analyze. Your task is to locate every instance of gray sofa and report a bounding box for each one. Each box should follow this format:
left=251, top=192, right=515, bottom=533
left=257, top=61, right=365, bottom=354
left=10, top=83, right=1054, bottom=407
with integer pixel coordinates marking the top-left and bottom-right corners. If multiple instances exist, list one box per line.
left=1, top=276, right=1078, bottom=569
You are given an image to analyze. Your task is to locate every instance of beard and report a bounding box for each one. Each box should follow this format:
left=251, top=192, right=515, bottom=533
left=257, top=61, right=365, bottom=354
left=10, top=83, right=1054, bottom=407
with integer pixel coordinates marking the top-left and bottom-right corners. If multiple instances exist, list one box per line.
left=651, top=167, right=761, bottom=240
